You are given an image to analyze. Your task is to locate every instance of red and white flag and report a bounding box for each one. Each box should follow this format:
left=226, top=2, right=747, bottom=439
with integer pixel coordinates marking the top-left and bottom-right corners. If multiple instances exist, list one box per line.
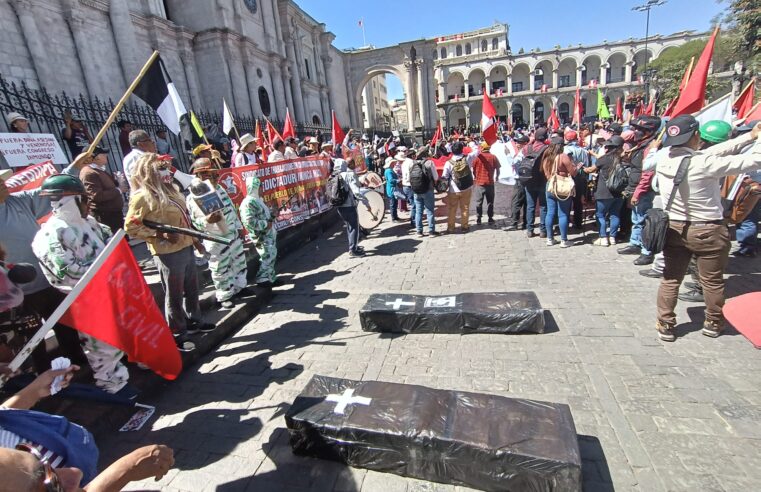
left=540, top=84, right=548, bottom=93
left=282, top=108, right=295, bottom=140
left=588, top=79, right=598, bottom=89
left=481, top=92, right=498, bottom=145
left=4, top=160, right=58, bottom=193
left=60, top=231, right=182, bottom=380
left=496, top=88, right=504, bottom=97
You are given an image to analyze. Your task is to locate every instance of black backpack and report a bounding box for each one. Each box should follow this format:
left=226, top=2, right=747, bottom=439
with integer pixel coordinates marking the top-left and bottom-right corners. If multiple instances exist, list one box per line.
left=517, top=145, right=546, bottom=184
left=326, top=173, right=348, bottom=206
left=606, top=159, right=630, bottom=196
left=409, top=160, right=430, bottom=194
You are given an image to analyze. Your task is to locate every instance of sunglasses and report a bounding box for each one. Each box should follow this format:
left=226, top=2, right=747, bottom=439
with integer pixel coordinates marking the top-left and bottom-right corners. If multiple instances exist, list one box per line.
left=15, top=443, right=64, bottom=492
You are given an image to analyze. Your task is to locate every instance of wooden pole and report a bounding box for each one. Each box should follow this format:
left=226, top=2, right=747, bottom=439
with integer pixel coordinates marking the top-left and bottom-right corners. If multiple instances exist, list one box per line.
left=84, top=50, right=160, bottom=158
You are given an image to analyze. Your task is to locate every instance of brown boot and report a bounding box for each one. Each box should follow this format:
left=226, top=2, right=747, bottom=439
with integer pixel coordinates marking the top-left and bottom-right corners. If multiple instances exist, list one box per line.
left=702, top=320, right=723, bottom=338
left=656, top=319, right=676, bottom=342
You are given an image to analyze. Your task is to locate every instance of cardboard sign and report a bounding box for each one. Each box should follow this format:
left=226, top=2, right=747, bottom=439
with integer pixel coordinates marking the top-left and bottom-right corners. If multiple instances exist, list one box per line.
left=0, top=133, right=68, bottom=167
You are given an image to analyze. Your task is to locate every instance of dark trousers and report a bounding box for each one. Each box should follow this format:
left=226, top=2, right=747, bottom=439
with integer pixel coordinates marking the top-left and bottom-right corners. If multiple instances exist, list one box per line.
left=94, top=210, right=124, bottom=233
left=154, top=246, right=201, bottom=336
left=338, top=206, right=360, bottom=253
left=510, top=182, right=527, bottom=228
left=474, top=184, right=495, bottom=220
left=525, top=184, right=547, bottom=234
left=24, top=287, right=87, bottom=371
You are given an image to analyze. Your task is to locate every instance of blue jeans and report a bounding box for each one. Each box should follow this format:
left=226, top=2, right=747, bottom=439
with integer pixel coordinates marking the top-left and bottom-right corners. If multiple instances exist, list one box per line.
left=545, top=191, right=572, bottom=241
left=736, top=201, right=761, bottom=254
left=414, top=190, right=435, bottom=233
left=337, top=206, right=360, bottom=252
left=525, top=184, right=547, bottom=234
left=403, top=186, right=416, bottom=226
left=596, top=198, right=623, bottom=238
left=630, top=191, right=655, bottom=254
left=387, top=194, right=398, bottom=220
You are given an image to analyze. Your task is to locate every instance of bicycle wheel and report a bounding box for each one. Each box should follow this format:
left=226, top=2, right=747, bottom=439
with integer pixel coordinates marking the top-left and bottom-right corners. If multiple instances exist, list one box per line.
left=357, top=190, right=386, bottom=231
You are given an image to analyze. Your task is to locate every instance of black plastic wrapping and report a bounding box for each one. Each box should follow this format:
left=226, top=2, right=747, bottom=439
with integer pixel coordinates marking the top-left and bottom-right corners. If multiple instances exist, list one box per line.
left=285, top=375, right=581, bottom=492
left=359, top=292, right=545, bottom=334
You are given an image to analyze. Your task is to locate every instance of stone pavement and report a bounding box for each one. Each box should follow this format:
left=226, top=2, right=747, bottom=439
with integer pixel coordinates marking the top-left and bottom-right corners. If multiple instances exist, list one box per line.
left=96, top=184, right=761, bottom=492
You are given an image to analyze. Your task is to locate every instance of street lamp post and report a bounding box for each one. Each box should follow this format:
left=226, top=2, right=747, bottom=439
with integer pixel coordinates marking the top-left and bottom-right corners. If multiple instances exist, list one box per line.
left=632, top=0, right=667, bottom=105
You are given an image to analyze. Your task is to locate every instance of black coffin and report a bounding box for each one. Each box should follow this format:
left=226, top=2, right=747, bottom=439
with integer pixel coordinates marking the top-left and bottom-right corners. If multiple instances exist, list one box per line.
left=285, top=375, right=582, bottom=492
left=359, top=292, right=545, bottom=334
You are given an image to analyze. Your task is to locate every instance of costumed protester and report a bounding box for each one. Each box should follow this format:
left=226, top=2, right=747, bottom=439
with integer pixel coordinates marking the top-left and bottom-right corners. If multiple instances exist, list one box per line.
left=234, top=133, right=257, bottom=167
left=30, top=175, right=131, bottom=396
left=239, top=176, right=278, bottom=286
left=186, top=159, right=248, bottom=309
left=125, top=153, right=215, bottom=353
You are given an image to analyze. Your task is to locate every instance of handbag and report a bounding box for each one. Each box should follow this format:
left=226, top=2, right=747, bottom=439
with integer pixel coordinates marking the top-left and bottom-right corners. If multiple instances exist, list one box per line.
left=642, top=156, right=691, bottom=255
left=547, top=156, right=575, bottom=200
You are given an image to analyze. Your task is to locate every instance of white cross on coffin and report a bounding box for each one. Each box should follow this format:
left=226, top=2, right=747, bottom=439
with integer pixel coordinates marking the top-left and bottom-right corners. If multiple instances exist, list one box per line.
left=385, top=298, right=416, bottom=310
left=325, top=388, right=372, bottom=414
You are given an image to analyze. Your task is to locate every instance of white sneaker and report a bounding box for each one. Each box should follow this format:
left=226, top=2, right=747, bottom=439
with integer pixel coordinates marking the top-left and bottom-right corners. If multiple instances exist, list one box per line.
left=610, top=237, right=617, bottom=245
left=593, top=238, right=610, bottom=247
left=546, top=238, right=557, bottom=246
left=560, top=240, right=572, bottom=248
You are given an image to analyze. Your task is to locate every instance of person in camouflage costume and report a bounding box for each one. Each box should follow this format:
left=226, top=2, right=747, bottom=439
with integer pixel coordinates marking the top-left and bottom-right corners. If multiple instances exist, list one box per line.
left=31, top=175, right=129, bottom=394
left=186, top=159, right=248, bottom=308
left=240, top=175, right=277, bottom=286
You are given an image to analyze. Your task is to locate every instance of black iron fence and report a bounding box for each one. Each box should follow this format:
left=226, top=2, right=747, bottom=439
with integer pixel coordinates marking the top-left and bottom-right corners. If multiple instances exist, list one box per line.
left=0, top=75, right=332, bottom=174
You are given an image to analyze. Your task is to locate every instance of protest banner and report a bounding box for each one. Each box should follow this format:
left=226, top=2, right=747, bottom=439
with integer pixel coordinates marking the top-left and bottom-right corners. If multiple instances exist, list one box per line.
left=4, top=160, right=58, bottom=192
left=0, top=133, right=68, bottom=167
left=217, top=155, right=332, bottom=231
left=344, top=145, right=367, bottom=174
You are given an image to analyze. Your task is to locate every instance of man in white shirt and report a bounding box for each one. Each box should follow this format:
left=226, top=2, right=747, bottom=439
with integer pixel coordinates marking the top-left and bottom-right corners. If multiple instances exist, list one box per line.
left=122, top=130, right=156, bottom=189
left=284, top=137, right=299, bottom=160
left=398, top=147, right=416, bottom=228
left=268, top=138, right=286, bottom=162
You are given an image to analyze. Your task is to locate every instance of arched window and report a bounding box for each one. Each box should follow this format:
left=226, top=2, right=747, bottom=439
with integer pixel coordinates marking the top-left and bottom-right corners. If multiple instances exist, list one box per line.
left=534, top=101, right=545, bottom=122
left=558, top=102, right=570, bottom=122
left=456, top=45, right=462, bottom=56
left=511, top=103, right=524, bottom=127
left=465, top=43, right=471, bottom=55
left=481, top=40, right=488, bottom=52
left=432, top=49, right=438, bottom=60
left=492, top=38, right=498, bottom=51
left=312, top=115, right=321, bottom=125
left=258, top=87, right=271, bottom=117
left=440, top=47, right=447, bottom=59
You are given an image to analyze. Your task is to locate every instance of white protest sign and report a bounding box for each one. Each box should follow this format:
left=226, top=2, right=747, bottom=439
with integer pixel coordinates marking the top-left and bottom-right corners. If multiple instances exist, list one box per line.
left=0, top=133, right=68, bottom=167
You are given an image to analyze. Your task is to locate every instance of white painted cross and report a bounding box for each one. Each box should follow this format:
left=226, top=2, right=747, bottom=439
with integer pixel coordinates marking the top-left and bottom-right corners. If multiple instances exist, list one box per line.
left=385, top=298, right=416, bottom=310
left=325, top=388, right=372, bottom=415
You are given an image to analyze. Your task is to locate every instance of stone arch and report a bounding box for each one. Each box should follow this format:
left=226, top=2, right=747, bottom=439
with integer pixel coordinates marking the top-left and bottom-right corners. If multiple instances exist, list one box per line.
left=468, top=68, right=487, bottom=96
left=530, top=58, right=556, bottom=74
left=448, top=104, right=467, bottom=128
left=511, top=99, right=529, bottom=127
left=511, top=62, right=531, bottom=93
left=606, top=52, right=627, bottom=83
left=446, top=71, right=465, bottom=100
left=557, top=93, right=576, bottom=124
left=352, top=64, right=408, bottom=131
left=558, top=57, right=578, bottom=88
left=468, top=100, right=483, bottom=122
left=581, top=54, right=602, bottom=86
left=488, top=64, right=509, bottom=95
left=533, top=59, right=555, bottom=89
left=533, top=95, right=553, bottom=123
left=494, top=99, right=509, bottom=121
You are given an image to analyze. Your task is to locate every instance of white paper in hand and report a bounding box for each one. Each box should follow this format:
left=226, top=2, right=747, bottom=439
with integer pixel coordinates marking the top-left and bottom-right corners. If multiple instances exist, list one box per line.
left=50, top=357, right=71, bottom=395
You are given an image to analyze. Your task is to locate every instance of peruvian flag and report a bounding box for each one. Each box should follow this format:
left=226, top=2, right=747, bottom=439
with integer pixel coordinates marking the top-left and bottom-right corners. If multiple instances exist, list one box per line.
left=496, top=88, right=504, bottom=96
left=615, top=97, right=623, bottom=121
left=60, top=231, right=182, bottom=380
left=430, top=120, right=443, bottom=148
left=547, top=106, right=560, bottom=131
left=572, top=87, right=582, bottom=125
left=282, top=108, right=296, bottom=139
left=672, top=27, right=719, bottom=117
left=331, top=110, right=346, bottom=149
left=266, top=119, right=282, bottom=143
left=733, top=78, right=756, bottom=121
left=481, top=92, right=498, bottom=145
left=540, top=84, right=548, bottom=93
left=255, top=120, right=268, bottom=161
left=588, top=79, right=598, bottom=89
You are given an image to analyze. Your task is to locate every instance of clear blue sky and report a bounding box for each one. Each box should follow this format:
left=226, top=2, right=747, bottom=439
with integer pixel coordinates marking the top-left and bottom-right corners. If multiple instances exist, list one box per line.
left=297, top=0, right=726, bottom=100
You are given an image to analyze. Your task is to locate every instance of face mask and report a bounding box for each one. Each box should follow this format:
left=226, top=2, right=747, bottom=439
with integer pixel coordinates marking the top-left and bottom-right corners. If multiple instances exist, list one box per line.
left=51, top=195, right=85, bottom=224
left=158, top=168, right=173, bottom=184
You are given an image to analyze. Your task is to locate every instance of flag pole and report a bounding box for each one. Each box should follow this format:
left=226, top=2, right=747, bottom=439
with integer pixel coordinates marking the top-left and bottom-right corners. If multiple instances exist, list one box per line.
left=1, top=230, right=127, bottom=384
left=360, top=18, right=367, bottom=46
left=736, top=77, right=756, bottom=101
left=84, top=51, right=160, bottom=158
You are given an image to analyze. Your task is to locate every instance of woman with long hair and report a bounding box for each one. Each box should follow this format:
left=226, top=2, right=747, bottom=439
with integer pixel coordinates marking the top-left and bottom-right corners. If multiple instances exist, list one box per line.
left=124, top=154, right=214, bottom=352
left=542, top=136, right=578, bottom=247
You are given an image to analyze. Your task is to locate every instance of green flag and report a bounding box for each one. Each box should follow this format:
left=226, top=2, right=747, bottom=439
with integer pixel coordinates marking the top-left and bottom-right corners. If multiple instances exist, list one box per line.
left=190, top=111, right=205, bottom=139
left=597, top=89, right=610, bottom=119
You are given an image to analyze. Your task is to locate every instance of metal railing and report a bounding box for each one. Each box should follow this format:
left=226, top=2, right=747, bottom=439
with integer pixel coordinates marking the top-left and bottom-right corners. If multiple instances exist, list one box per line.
left=0, top=75, right=332, bottom=173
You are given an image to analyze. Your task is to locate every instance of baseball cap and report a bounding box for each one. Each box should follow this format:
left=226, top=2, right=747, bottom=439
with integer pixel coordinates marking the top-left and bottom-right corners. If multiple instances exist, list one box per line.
left=603, top=135, right=625, bottom=148
left=563, top=129, right=578, bottom=142
left=663, top=115, right=700, bottom=147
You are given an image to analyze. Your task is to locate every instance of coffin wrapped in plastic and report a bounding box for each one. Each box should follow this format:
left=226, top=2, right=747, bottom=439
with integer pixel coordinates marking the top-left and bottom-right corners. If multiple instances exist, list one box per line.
left=285, top=375, right=582, bottom=492
left=359, top=292, right=545, bottom=334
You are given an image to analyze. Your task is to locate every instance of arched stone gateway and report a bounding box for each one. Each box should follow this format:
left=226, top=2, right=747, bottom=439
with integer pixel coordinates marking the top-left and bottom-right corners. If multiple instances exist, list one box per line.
left=346, top=41, right=437, bottom=131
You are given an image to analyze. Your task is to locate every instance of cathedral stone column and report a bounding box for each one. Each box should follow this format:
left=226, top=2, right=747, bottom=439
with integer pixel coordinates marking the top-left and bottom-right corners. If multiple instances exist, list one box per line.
left=109, top=0, right=141, bottom=86
left=281, top=61, right=295, bottom=119
left=64, top=11, right=96, bottom=96
left=416, top=59, right=428, bottom=129
left=11, top=0, right=58, bottom=90
left=285, top=39, right=306, bottom=123
left=269, top=58, right=287, bottom=120
left=507, top=74, right=513, bottom=95
left=404, top=61, right=416, bottom=131
left=552, top=69, right=559, bottom=89
left=180, top=49, right=203, bottom=112
left=600, top=63, right=609, bottom=86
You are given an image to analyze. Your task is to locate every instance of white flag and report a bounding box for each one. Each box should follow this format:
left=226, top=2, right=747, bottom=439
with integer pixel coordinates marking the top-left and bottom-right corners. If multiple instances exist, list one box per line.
left=693, top=93, right=733, bottom=126
left=222, top=99, right=235, bottom=135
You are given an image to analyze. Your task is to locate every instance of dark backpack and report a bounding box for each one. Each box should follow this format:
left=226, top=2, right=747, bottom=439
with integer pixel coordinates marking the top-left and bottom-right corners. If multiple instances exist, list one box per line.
left=642, top=156, right=691, bottom=255
left=517, top=145, right=546, bottom=184
left=606, top=159, right=630, bottom=196
left=410, top=160, right=430, bottom=194
left=326, top=173, right=348, bottom=206
left=450, top=158, right=474, bottom=190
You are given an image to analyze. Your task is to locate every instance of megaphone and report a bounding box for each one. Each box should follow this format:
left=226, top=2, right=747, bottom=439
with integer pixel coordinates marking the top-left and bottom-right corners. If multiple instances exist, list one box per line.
left=172, top=170, right=195, bottom=190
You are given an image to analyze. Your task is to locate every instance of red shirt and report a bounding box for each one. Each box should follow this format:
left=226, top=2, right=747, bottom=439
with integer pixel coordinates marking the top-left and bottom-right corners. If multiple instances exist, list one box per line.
left=472, top=152, right=500, bottom=186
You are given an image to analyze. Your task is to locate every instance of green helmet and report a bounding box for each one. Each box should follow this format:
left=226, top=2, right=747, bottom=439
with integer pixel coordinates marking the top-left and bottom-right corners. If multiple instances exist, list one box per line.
left=699, top=120, right=732, bottom=144
left=39, top=174, right=86, bottom=197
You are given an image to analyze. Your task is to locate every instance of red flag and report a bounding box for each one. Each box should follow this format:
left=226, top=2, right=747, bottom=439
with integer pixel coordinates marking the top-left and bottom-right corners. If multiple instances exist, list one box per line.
left=282, top=108, right=295, bottom=139
left=266, top=119, right=282, bottom=144
left=661, top=97, right=679, bottom=118
left=547, top=107, right=560, bottom=131
left=254, top=120, right=268, bottom=161
left=430, top=120, right=443, bottom=148
left=572, top=87, right=582, bottom=125
left=331, top=110, right=345, bottom=149
left=742, top=102, right=761, bottom=124
left=679, top=57, right=695, bottom=92
left=644, top=100, right=655, bottom=116
left=633, top=102, right=643, bottom=118
left=4, top=161, right=58, bottom=193
left=615, top=97, right=623, bottom=121
left=60, top=235, right=182, bottom=380
left=734, top=78, right=756, bottom=120
left=672, top=27, right=719, bottom=116
left=481, top=92, right=498, bottom=144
